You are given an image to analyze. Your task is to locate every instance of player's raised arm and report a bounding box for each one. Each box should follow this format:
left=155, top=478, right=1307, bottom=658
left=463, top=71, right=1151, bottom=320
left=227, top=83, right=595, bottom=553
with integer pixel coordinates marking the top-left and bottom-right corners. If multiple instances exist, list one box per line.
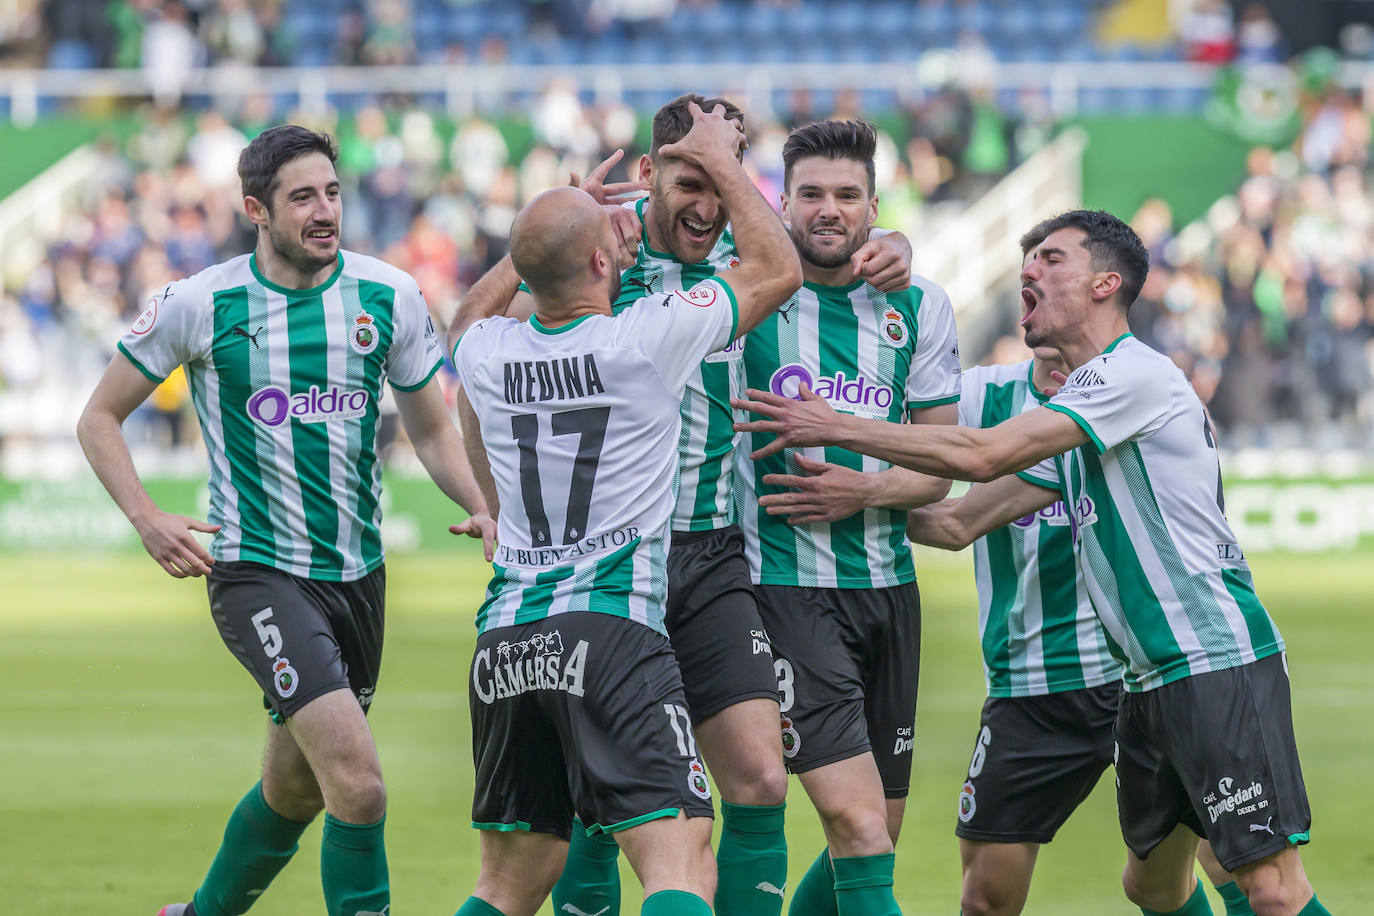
left=907, top=473, right=1060, bottom=551
left=77, top=355, right=219, bottom=578
left=447, top=254, right=525, bottom=356
left=658, top=102, right=801, bottom=334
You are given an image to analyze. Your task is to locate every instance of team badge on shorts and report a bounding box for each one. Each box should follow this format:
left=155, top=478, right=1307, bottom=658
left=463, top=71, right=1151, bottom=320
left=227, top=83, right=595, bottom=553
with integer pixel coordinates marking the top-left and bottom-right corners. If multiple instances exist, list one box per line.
left=272, top=657, right=299, bottom=699
left=350, top=311, right=379, bottom=355
left=780, top=714, right=801, bottom=759
left=688, top=758, right=712, bottom=800
left=880, top=308, right=908, bottom=347
left=958, top=780, right=977, bottom=823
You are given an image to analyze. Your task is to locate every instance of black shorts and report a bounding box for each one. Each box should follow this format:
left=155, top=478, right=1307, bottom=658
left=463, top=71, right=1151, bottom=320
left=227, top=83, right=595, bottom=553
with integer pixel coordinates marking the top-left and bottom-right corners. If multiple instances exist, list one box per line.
left=206, top=561, right=385, bottom=723
left=1115, top=652, right=1312, bottom=872
left=469, top=612, right=717, bottom=841
left=666, top=526, right=780, bottom=723
left=755, top=582, right=921, bottom=798
left=954, top=682, right=1122, bottom=844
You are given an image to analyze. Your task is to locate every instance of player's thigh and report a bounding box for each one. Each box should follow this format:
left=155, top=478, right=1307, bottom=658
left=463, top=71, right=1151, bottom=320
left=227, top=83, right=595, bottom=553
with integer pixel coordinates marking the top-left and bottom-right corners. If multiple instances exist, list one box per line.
left=284, top=687, right=384, bottom=819
left=615, top=810, right=716, bottom=900
left=1123, top=822, right=1202, bottom=908
left=956, top=686, right=1119, bottom=846
left=205, top=561, right=355, bottom=721
left=473, top=829, right=570, bottom=916
left=756, top=585, right=870, bottom=776
left=796, top=753, right=892, bottom=856
left=664, top=526, right=780, bottom=725
left=692, top=696, right=786, bottom=805
left=304, top=562, right=386, bottom=713
left=958, top=839, right=1039, bottom=916
left=860, top=581, right=922, bottom=800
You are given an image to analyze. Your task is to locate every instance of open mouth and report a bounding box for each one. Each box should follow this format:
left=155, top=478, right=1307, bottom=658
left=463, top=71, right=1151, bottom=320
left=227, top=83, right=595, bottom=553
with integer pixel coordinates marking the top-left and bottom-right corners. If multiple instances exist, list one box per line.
left=811, top=224, right=844, bottom=243
left=1020, top=287, right=1039, bottom=326
left=680, top=217, right=714, bottom=244
left=306, top=227, right=337, bottom=245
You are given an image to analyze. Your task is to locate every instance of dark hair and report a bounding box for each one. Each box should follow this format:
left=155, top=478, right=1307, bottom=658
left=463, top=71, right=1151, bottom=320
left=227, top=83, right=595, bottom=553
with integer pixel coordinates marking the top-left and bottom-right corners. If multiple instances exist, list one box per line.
left=782, top=119, right=878, bottom=195
left=1019, top=209, right=1150, bottom=312
left=237, top=124, right=338, bottom=210
left=651, top=93, right=745, bottom=158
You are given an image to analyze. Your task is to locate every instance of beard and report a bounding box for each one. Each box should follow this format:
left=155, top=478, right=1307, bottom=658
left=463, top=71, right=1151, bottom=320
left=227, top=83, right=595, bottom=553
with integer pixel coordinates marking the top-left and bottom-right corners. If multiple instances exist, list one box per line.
left=790, top=221, right=867, bottom=270
left=266, top=220, right=338, bottom=277
left=607, top=264, right=622, bottom=305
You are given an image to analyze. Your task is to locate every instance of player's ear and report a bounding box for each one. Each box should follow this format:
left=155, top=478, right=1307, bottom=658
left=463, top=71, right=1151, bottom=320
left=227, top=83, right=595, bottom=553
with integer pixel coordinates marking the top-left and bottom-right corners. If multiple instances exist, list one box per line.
left=780, top=189, right=792, bottom=228
left=867, top=192, right=879, bottom=226
left=637, top=154, right=654, bottom=191
left=243, top=195, right=269, bottom=228
left=1091, top=270, right=1123, bottom=303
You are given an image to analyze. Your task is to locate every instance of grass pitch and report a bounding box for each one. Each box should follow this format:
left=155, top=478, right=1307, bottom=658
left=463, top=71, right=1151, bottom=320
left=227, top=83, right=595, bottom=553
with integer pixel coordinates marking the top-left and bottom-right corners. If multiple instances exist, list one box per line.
left=3, top=547, right=1371, bottom=914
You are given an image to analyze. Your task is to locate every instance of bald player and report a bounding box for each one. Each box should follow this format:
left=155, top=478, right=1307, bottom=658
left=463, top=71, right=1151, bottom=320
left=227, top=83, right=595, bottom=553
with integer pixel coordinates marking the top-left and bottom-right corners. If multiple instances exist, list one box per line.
left=449, top=103, right=801, bottom=916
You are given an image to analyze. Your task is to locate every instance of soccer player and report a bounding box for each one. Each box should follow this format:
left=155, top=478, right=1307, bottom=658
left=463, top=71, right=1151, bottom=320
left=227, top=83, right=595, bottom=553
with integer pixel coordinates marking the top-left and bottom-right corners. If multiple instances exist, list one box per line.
left=735, top=209, right=1329, bottom=916
left=76, top=125, right=495, bottom=916
left=449, top=102, right=802, bottom=916
left=448, top=95, right=913, bottom=916
left=736, top=119, right=961, bottom=916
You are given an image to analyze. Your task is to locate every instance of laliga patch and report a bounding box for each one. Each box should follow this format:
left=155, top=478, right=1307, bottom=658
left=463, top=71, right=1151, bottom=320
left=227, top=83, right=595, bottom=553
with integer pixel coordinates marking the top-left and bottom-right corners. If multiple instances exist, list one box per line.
left=780, top=714, right=802, bottom=759
left=880, top=307, right=908, bottom=347
left=688, top=758, right=712, bottom=800
left=675, top=285, right=718, bottom=308
left=958, top=780, right=977, bottom=822
left=350, top=310, right=379, bottom=355
left=272, top=657, right=299, bottom=699
left=131, top=296, right=159, bottom=335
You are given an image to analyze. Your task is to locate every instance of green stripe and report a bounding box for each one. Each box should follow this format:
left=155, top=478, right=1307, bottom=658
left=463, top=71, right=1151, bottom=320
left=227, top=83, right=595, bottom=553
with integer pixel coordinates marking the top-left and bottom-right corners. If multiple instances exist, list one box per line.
left=714, top=276, right=740, bottom=341
left=748, top=300, right=803, bottom=584
left=284, top=291, right=342, bottom=575
left=1035, top=518, right=1088, bottom=691
left=824, top=444, right=872, bottom=586
left=1045, top=402, right=1105, bottom=452
left=1221, top=567, right=1284, bottom=658
left=513, top=565, right=577, bottom=625
left=355, top=279, right=396, bottom=571
left=980, top=524, right=1017, bottom=695
left=391, top=358, right=442, bottom=392
left=116, top=342, right=164, bottom=383
left=211, top=286, right=274, bottom=563
left=818, top=290, right=868, bottom=585
left=594, top=807, right=682, bottom=834
left=1017, top=470, right=1061, bottom=490
left=471, top=820, right=533, bottom=832
left=909, top=394, right=960, bottom=408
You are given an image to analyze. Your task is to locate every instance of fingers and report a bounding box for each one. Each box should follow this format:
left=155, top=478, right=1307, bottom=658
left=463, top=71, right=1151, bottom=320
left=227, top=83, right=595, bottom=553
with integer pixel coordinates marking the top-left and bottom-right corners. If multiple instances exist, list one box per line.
left=601, top=180, right=647, bottom=200
left=586, top=148, right=624, bottom=183
left=1050, top=370, right=1068, bottom=384
left=749, top=437, right=787, bottom=460
left=567, top=171, right=581, bottom=188
left=793, top=454, right=831, bottom=473
left=482, top=526, right=496, bottom=562
left=760, top=473, right=811, bottom=490
left=187, top=518, right=222, bottom=533
left=797, top=382, right=823, bottom=401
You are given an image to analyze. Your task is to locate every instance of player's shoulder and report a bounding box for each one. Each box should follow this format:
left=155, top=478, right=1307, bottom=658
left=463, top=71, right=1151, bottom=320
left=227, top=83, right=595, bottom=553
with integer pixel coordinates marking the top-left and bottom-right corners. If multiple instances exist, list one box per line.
left=171, top=253, right=253, bottom=302
left=962, top=358, right=1030, bottom=389
left=339, top=250, right=422, bottom=295
left=907, top=272, right=953, bottom=308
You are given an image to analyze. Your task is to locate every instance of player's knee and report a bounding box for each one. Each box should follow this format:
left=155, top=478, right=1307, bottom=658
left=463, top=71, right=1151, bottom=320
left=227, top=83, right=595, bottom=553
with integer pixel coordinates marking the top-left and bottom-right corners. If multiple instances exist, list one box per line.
left=822, top=804, right=892, bottom=857
left=1120, top=867, right=1177, bottom=911
left=1236, top=873, right=1308, bottom=916
left=723, top=757, right=788, bottom=806
left=329, top=769, right=387, bottom=822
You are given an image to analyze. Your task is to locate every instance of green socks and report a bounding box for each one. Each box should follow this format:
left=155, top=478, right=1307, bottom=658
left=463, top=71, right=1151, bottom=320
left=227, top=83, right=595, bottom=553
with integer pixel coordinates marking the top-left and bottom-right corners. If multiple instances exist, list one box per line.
left=716, top=802, right=788, bottom=916
left=789, top=849, right=838, bottom=916
left=642, top=889, right=712, bottom=915
left=190, top=781, right=309, bottom=916
left=1214, top=881, right=1254, bottom=916
left=455, top=897, right=506, bottom=915
left=1296, top=897, right=1332, bottom=916
left=320, top=813, right=389, bottom=916
left=832, top=853, right=901, bottom=916
left=552, top=818, right=622, bottom=916
left=1141, top=879, right=1212, bottom=916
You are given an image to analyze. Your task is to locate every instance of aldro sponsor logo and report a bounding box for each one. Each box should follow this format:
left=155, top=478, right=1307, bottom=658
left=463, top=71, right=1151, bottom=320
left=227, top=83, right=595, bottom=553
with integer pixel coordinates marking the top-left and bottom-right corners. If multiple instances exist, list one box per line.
left=247, top=385, right=369, bottom=427
left=471, top=629, right=589, bottom=704
left=1011, top=499, right=1073, bottom=529
left=769, top=364, right=895, bottom=419
left=1202, top=776, right=1267, bottom=824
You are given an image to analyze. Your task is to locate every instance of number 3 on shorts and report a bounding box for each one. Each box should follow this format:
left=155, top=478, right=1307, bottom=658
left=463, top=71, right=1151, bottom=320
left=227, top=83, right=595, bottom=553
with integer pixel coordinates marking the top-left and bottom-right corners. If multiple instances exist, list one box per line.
left=774, top=658, right=795, bottom=712
left=250, top=607, right=283, bottom=658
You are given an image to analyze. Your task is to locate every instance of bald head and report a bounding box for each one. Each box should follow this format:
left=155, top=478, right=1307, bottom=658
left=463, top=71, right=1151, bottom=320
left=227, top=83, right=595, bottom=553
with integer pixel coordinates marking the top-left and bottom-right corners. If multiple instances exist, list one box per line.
left=510, top=187, right=619, bottom=304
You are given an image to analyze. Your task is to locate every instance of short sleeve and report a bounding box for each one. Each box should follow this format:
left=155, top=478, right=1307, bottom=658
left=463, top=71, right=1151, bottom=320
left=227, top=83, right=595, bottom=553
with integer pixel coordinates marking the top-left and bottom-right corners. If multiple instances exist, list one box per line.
left=1017, top=452, right=1062, bottom=490
left=614, top=277, right=738, bottom=391
left=1044, top=348, right=1166, bottom=453
left=386, top=276, right=445, bottom=391
left=905, top=281, right=961, bottom=409
left=956, top=366, right=987, bottom=428
left=116, top=281, right=204, bottom=383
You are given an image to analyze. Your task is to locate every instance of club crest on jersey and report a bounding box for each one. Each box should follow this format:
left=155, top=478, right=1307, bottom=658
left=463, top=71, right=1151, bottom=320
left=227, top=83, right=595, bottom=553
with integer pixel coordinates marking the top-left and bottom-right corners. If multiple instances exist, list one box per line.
left=879, top=308, right=908, bottom=347
left=272, top=657, right=299, bottom=699
left=958, top=780, right=977, bottom=822
left=780, top=714, right=801, bottom=758
left=350, top=311, right=379, bottom=355
left=688, top=758, right=712, bottom=800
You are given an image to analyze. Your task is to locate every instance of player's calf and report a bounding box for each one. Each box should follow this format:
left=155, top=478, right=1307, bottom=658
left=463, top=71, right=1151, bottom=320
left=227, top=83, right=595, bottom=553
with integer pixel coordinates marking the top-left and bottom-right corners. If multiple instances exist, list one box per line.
left=1232, top=848, right=1324, bottom=916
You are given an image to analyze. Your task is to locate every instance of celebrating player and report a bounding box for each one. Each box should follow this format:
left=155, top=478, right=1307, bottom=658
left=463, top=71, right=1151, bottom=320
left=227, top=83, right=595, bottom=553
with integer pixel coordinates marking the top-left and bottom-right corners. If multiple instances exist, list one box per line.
left=449, top=102, right=801, bottom=916
left=76, top=125, right=495, bottom=916
left=736, top=209, right=1328, bottom=916
left=737, top=119, right=961, bottom=916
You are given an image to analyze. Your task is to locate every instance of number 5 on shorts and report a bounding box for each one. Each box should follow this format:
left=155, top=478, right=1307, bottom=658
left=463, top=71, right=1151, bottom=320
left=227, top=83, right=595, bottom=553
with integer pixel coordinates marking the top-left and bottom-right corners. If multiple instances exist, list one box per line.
left=250, top=607, right=283, bottom=657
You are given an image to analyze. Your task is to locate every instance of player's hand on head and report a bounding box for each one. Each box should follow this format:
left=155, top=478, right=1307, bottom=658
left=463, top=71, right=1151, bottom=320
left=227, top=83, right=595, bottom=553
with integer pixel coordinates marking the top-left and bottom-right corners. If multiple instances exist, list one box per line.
left=852, top=234, right=912, bottom=293
left=450, top=512, right=498, bottom=562
left=657, top=102, right=746, bottom=166
left=759, top=454, right=874, bottom=525
left=136, top=510, right=220, bottom=578
left=732, top=383, right=841, bottom=459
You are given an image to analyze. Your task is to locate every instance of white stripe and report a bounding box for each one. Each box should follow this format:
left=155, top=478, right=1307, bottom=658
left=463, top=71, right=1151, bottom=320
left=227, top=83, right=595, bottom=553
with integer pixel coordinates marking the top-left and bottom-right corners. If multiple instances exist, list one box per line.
left=628, top=535, right=651, bottom=627
left=200, top=359, right=241, bottom=559
left=321, top=285, right=356, bottom=579
left=1204, top=568, right=1259, bottom=663
left=738, top=442, right=763, bottom=582
left=796, top=290, right=834, bottom=585
left=971, top=536, right=994, bottom=691
left=264, top=288, right=313, bottom=576
left=851, top=288, right=885, bottom=586
left=1017, top=525, right=1049, bottom=694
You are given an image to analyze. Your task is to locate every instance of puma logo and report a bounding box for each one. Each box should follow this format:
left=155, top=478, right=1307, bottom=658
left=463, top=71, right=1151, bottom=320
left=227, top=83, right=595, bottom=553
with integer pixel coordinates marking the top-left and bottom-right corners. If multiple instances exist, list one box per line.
left=355, top=907, right=388, bottom=916
left=232, top=325, right=265, bottom=348
left=1249, top=816, right=1274, bottom=835
left=756, top=881, right=786, bottom=897
left=561, top=905, right=610, bottom=916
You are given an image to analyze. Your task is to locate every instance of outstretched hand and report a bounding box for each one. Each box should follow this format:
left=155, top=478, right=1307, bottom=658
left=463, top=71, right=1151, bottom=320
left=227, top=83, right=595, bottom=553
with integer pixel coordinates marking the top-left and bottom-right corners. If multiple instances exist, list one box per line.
left=732, top=384, right=842, bottom=460
left=450, top=512, right=498, bottom=562
left=760, top=454, right=875, bottom=525
left=135, top=510, right=220, bottom=578
left=569, top=148, right=644, bottom=205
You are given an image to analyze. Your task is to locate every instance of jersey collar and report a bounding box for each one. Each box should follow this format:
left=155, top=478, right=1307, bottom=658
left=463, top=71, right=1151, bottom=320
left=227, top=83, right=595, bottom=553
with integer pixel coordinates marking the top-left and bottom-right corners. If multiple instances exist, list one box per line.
left=250, top=251, right=344, bottom=297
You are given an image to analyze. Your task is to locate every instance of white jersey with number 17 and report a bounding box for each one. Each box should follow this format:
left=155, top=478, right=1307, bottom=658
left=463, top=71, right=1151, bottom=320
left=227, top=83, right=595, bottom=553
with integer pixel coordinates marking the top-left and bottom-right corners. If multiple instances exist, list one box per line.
left=453, top=278, right=739, bottom=637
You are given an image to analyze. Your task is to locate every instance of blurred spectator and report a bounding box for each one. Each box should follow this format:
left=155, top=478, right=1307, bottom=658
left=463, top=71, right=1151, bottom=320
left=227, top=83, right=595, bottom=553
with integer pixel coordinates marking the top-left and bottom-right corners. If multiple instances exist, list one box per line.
left=1181, top=0, right=1235, bottom=64
left=1234, top=3, right=1283, bottom=65
left=142, top=0, right=203, bottom=109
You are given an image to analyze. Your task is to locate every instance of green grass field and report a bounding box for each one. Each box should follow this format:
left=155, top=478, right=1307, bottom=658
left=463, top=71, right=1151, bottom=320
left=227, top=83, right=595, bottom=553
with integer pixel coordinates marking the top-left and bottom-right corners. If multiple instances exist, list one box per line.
left=4, top=547, right=1371, bottom=914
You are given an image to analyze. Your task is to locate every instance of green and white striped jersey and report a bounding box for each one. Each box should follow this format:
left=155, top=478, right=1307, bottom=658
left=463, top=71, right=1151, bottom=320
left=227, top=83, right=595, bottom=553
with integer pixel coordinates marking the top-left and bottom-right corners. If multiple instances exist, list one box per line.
left=454, top=278, right=739, bottom=636
left=117, top=251, right=445, bottom=582
left=959, top=360, right=1122, bottom=697
left=612, top=197, right=743, bottom=532
left=1021, top=334, right=1284, bottom=693
left=739, top=275, right=961, bottom=588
